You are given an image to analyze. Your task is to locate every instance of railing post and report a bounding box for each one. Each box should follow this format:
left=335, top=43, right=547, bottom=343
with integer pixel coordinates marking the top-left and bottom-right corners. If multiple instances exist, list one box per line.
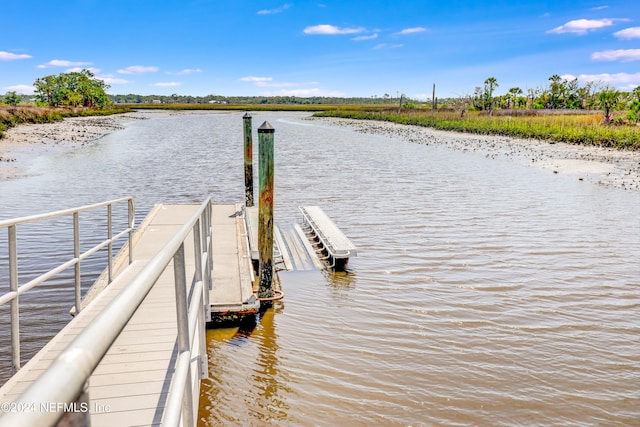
left=73, top=212, right=82, bottom=314
left=258, top=121, right=275, bottom=300
left=173, top=244, right=194, bottom=427
left=128, top=198, right=135, bottom=264
left=8, top=225, right=20, bottom=373
left=108, top=204, right=113, bottom=283
left=243, top=112, right=254, bottom=207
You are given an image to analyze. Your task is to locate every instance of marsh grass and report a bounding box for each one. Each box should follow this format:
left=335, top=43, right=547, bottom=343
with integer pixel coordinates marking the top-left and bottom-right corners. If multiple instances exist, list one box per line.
left=314, top=109, right=640, bottom=150
left=0, top=106, right=131, bottom=139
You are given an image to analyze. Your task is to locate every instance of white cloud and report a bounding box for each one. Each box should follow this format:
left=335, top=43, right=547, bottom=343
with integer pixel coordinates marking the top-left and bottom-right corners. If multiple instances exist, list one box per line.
left=117, top=65, right=159, bottom=74
left=66, top=67, right=101, bottom=74
left=97, top=74, right=130, bottom=85
left=395, top=27, right=428, bottom=35
left=240, top=76, right=273, bottom=84
left=5, top=84, right=35, bottom=94
left=168, top=68, right=202, bottom=75
left=37, top=59, right=91, bottom=68
left=240, top=76, right=317, bottom=88
left=0, top=51, right=32, bottom=61
left=614, top=27, right=640, bottom=39
left=270, top=88, right=345, bottom=97
left=568, top=72, right=640, bottom=85
left=258, top=3, right=291, bottom=15
left=373, top=43, right=404, bottom=50
left=547, top=18, right=624, bottom=35
left=592, top=49, right=640, bottom=62
left=153, top=82, right=181, bottom=87
left=303, top=24, right=365, bottom=35
left=352, top=33, right=378, bottom=41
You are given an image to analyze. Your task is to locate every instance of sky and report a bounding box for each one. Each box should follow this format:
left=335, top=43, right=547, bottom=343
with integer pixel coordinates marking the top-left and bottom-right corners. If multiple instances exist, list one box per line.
left=1, top=0, right=639, bottom=99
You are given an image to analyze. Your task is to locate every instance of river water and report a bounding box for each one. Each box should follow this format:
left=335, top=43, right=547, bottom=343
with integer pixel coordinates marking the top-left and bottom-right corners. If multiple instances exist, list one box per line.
left=0, top=111, right=638, bottom=426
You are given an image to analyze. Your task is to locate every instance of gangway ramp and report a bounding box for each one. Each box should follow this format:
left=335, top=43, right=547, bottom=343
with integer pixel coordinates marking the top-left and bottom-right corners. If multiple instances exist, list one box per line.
left=0, top=202, right=220, bottom=426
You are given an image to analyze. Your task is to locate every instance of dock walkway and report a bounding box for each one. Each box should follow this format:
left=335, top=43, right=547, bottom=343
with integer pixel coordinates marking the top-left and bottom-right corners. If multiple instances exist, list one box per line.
left=0, top=203, right=254, bottom=426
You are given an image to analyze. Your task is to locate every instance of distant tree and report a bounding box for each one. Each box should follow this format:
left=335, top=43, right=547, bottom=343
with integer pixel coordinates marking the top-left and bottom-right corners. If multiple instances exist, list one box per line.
left=547, top=74, right=565, bottom=109
left=633, top=86, right=640, bottom=103
left=34, top=69, right=111, bottom=108
left=508, top=87, right=523, bottom=108
left=597, top=87, right=622, bottom=124
left=628, top=100, right=640, bottom=124
left=3, top=91, right=21, bottom=106
left=483, top=77, right=498, bottom=111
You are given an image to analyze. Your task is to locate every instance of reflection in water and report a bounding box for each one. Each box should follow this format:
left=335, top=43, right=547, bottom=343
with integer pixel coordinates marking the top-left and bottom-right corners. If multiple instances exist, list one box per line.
left=198, top=304, right=289, bottom=426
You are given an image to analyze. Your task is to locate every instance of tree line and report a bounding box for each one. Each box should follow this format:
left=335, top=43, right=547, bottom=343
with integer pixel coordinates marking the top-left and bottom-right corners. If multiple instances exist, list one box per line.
left=2, top=70, right=639, bottom=124
left=469, top=75, right=640, bottom=124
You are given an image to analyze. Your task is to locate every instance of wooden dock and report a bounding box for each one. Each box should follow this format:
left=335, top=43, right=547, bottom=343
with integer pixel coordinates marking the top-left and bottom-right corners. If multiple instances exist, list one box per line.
left=0, top=203, right=255, bottom=426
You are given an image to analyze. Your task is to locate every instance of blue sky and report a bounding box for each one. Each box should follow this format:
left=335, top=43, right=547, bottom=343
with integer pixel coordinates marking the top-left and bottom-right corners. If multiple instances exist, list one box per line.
left=1, top=0, right=639, bottom=99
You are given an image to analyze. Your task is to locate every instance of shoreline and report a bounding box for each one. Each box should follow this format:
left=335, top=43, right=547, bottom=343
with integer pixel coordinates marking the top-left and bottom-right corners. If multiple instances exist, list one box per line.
left=308, top=116, right=640, bottom=191
left=0, top=112, right=151, bottom=180
left=2, top=111, right=638, bottom=190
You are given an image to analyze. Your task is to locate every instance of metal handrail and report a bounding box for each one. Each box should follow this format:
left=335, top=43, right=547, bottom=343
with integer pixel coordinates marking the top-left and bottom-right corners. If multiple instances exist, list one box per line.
left=0, top=198, right=212, bottom=427
left=0, top=197, right=135, bottom=373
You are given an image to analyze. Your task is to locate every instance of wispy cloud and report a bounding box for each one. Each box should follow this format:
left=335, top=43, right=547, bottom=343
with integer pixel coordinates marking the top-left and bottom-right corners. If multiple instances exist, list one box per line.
left=258, top=3, right=291, bottom=15
left=274, top=88, right=345, bottom=97
left=240, top=76, right=317, bottom=88
left=5, top=84, right=35, bottom=94
left=547, top=18, right=626, bottom=35
left=614, top=26, right=640, bottom=39
left=0, top=51, right=32, bottom=61
left=591, top=5, right=608, bottom=10
left=117, top=65, right=159, bottom=74
left=167, top=68, right=203, bottom=75
left=352, top=33, right=378, bottom=41
left=240, top=76, right=273, bottom=85
left=303, top=24, right=365, bottom=35
left=564, top=72, right=640, bottom=86
left=153, top=82, right=181, bottom=87
left=395, top=27, right=428, bottom=35
left=66, top=67, right=101, bottom=74
left=373, top=43, right=404, bottom=50
left=37, top=59, right=91, bottom=68
left=97, top=74, right=130, bottom=85
left=592, top=49, right=640, bottom=62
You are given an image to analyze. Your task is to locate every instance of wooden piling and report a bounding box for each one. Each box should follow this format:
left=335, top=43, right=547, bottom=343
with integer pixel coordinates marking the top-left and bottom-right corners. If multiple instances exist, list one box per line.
left=243, top=113, right=254, bottom=207
left=257, top=121, right=274, bottom=300
left=432, top=83, right=436, bottom=110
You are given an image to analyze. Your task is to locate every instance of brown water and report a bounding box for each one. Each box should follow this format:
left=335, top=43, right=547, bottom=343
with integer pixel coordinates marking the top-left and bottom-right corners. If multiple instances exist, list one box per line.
left=1, top=111, right=638, bottom=426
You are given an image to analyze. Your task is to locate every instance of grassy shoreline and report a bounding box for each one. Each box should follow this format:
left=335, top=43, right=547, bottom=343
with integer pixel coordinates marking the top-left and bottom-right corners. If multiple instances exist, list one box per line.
left=0, top=106, right=131, bottom=139
left=2, top=104, right=638, bottom=151
left=314, top=109, right=640, bottom=151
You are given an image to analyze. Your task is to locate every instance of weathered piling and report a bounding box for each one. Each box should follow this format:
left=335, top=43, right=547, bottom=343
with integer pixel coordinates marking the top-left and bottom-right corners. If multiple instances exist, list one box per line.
left=257, top=121, right=274, bottom=300
left=243, top=112, right=254, bottom=207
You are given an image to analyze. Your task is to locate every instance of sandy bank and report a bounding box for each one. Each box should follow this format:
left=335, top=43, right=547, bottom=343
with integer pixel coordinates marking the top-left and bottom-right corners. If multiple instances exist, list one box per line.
left=309, top=116, right=640, bottom=191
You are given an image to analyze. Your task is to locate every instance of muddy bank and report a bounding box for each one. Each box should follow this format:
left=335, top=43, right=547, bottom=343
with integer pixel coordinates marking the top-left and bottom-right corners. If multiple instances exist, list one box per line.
left=309, top=116, right=640, bottom=191
left=0, top=112, right=151, bottom=180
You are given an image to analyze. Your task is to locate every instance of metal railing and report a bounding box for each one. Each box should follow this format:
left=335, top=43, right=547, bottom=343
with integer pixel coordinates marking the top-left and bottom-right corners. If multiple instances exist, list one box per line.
left=0, top=198, right=213, bottom=427
left=0, top=197, right=135, bottom=374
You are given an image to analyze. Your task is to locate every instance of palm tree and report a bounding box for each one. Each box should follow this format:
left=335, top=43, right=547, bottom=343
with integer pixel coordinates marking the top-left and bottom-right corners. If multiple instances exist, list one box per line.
left=483, top=77, right=498, bottom=111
